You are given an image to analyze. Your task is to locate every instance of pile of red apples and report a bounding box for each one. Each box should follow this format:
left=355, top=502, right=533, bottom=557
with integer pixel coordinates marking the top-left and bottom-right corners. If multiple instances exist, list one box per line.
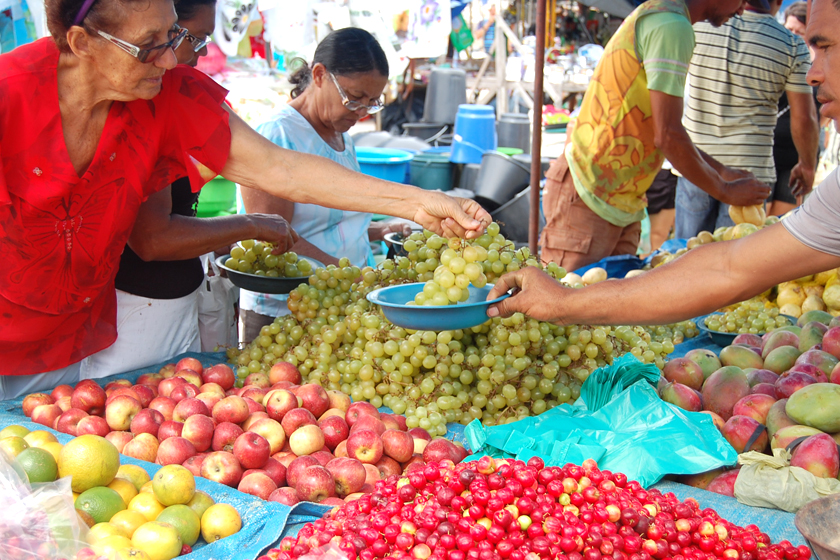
left=21, top=358, right=468, bottom=505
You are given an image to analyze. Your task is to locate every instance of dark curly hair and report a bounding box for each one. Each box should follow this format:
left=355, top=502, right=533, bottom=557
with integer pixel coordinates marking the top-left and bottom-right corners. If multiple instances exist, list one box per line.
left=288, top=27, right=388, bottom=99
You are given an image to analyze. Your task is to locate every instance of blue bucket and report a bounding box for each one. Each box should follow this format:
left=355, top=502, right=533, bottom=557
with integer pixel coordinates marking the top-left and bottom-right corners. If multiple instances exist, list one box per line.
left=450, top=105, right=497, bottom=164
left=355, top=147, right=414, bottom=184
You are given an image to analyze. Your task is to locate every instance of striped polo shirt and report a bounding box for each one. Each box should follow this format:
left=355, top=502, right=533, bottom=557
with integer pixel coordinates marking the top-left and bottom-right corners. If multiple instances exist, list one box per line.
left=683, top=11, right=811, bottom=184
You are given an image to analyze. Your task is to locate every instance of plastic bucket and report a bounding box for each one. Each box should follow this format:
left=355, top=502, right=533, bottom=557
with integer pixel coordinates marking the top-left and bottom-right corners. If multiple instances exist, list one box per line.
left=355, top=147, right=414, bottom=184
left=410, top=151, right=453, bottom=191
left=473, top=151, right=531, bottom=210
left=498, top=147, right=524, bottom=157
left=459, top=163, right=482, bottom=191
left=450, top=105, right=497, bottom=165
left=490, top=186, right=545, bottom=243
left=497, top=113, right=531, bottom=153
left=402, top=122, right=449, bottom=142
left=423, top=68, right=467, bottom=125
left=197, top=176, right=236, bottom=217
left=513, top=153, right=553, bottom=180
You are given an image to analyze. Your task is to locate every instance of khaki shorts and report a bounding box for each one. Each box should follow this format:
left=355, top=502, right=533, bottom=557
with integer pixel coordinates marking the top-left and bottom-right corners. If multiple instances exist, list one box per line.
left=540, top=154, right=641, bottom=272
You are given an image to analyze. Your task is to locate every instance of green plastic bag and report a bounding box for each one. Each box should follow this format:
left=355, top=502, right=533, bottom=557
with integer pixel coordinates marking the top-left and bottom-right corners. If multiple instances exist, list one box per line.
left=464, top=355, right=737, bottom=487
left=450, top=14, right=473, bottom=52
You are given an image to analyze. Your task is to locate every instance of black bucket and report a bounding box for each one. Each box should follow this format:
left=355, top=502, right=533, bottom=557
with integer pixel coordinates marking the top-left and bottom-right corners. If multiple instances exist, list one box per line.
left=459, top=163, right=482, bottom=191
left=513, top=153, right=553, bottom=179
left=491, top=186, right=544, bottom=243
left=497, top=113, right=531, bottom=154
left=402, top=122, right=449, bottom=143
left=473, top=152, right=531, bottom=211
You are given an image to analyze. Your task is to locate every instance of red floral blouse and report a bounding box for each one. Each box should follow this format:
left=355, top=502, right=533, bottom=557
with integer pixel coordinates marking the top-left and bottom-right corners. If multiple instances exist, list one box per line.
left=0, top=39, right=231, bottom=376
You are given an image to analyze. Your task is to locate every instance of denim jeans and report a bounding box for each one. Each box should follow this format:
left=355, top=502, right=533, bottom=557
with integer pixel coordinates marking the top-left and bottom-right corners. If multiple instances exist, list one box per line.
left=674, top=177, right=735, bottom=239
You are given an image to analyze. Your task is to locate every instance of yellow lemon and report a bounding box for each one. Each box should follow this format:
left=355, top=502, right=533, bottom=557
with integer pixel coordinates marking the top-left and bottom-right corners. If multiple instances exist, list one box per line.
left=58, top=435, right=120, bottom=493
left=108, top=478, right=139, bottom=507
left=139, top=481, right=155, bottom=494
left=132, top=521, right=182, bottom=560
left=0, top=436, right=29, bottom=458
left=23, top=430, right=58, bottom=447
left=87, top=522, right=129, bottom=545
left=152, top=464, right=195, bottom=506
left=0, top=425, right=29, bottom=439
left=109, top=509, right=149, bottom=539
left=40, top=441, right=64, bottom=463
left=115, top=464, right=151, bottom=492
left=92, top=535, right=134, bottom=558
left=127, top=493, right=165, bottom=522
left=201, top=503, right=242, bottom=542
left=186, top=490, right=215, bottom=519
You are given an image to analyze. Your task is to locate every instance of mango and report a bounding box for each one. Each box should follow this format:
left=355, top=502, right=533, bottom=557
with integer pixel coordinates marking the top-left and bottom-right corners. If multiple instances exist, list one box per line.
left=706, top=469, right=740, bottom=497
left=732, top=393, right=776, bottom=424
left=832, top=433, right=840, bottom=445
left=699, top=410, right=726, bottom=431
left=722, top=415, right=768, bottom=453
left=733, top=333, right=763, bottom=348
left=799, top=309, right=833, bottom=327
left=787, top=363, right=828, bottom=383
left=701, top=366, right=750, bottom=420
left=830, top=316, right=840, bottom=328
left=662, top=358, right=705, bottom=391
left=763, top=346, right=801, bottom=375
left=790, top=433, right=840, bottom=478
left=751, top=383, right=777, bottom=397
left=677, top=468, right=725, bottom=490
left=831, top=363, right=840, bottom=384
left=795, top=348, right=839, bottom=375
left=821, top=326, right=840, bottom=359
left=798, top=321, right=828, bottom=352
left=786, top=383, right=840, bottom=432
left=774, top=325, right=802, bottom=336
left=771, top=425, right=823, bottom=450
left=720, top=345, right=764, bottom=370
left=746, top=369, right=778, bottom=387
left=766, top=399, right=796, bottom=437
left=775, top=371, right=817, bottom=398
left=761, top=330, right=800, bottom=359
left=684, top=348, right=722, bottom=380
left=660, top=382, right=703, bottom=412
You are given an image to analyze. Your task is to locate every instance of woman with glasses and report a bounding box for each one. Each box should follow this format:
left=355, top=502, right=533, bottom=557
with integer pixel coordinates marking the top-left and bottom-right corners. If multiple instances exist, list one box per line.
left=239, top=28, right=412, bottom=342
left=0, top=0, right=489, bottom=399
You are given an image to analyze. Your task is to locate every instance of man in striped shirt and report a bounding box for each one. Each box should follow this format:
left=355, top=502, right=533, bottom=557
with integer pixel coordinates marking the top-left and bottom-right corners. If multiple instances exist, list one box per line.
left=675, top=0, right=819, bottom=237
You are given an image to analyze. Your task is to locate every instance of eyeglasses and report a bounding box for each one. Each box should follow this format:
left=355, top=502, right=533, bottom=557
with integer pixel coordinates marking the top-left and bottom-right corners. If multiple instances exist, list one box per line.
left=328, top=73, right=384, bottom=115
left=97, top=25, right=188, bottom=63
left=186, top=31, right=212, bottom=53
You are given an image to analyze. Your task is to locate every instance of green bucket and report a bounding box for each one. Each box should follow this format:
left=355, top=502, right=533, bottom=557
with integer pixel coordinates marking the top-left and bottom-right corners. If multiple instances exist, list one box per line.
left=197, top=176, right=237, bottom=217
left=409, top=152, right=453, bottom=191
left=497, top=147, right=524, bottom=157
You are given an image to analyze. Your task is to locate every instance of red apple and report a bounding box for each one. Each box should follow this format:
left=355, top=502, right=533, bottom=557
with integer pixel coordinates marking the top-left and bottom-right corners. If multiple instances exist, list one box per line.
left=200, top=451, right=243, bottom=487
left=318, top=409, right=346, bottom=422
left=402, top=454, right=426, bottom=473
left=55, top=396, right=72, bottom=412
left=136, top=373, right=163, bottom=387
left=248, top=418, right=287, bottom=455
left=157, top=437, right=197, bottom=465
left=182, top=414, right=215, bottom=452
left=381, top=429, right=414, bottom=462
left=243, top=397, right=265, bottom=414
left=244, top=373, right=271, bottom=389
left=265, top=389, right=298, bottom=422
left=50, top=384, right=74, bottom=401
left=149, top=396, right=177, bottom=422
left=22, top=393, right=55, bottom=418
left=334, top=440, right=348, bottom=458
left=105, top=387, right=140, bottom=406
left=375, top=456, right=401, bottom=478
left=287, top=455, right=320, bottom=488
left=295, top=465, right=336, bottom=503
left=173, top=398, right=210, bottom=423
left=212, top=396, right=250, bottom=424
left=199, top=382, right=225, bottom=396
left=311, top=450, right=334, bottom=466
left=169, top=383, right=198, bottom=403
left=414, top=439, right=428, bottom=455
left=195, top=392, right=222, bottom=413
left=105, top=379, right=132, bottom=391
left=294, top=384, right=330, bottom=418
left=122, top=433, right=159, bottom=462
left=380, top=415, right=401, bottom=431
left=175, top=357, right=204, bottom=376
left=71, top=380, right=107, bottom=415
left=273, top=452, right=298, bottom=469
left=159, top=364, right=177, bottom=378
left=281, top=408, right=317, bottom=436
left=175, top=368, right=203, bottom=388
left=131, top=385, right=155, bottom=408
left=234, top=432, right=271, bottom=470
left=182, top=453, right=208, bottom=477
left=349, top=414, right=386, bottom=436
left=346, top=430, right=384, bottom=464
left=105, top=395, right=142, bottom=431
left=319, top=416, right=350, bottom=451
left=158, top=377, right=187, bottom=398
left=382, top=413, right=408, bottom=431
left=268, top=487, right=300, bottom=506
left=211, top=421, right=243, bottom=452
left=269, top=362, right=302, bottom=385
left=363, top=463, right=381, bottom=486
left=76, top=415, right=110, bottom=437
left=422, top=438, right=460, bottom=464
left=242, top=412, right=269, bottom=431
left=326, top=390, right=351, bottom=413
left=56, top=408, right=89, bottom=436
left=203, top=364, right=235, bottom=390
left=130, top=408, right=164, bottom=437
left=408, top=428, right=432, bottom=442
left=326, top=457, right=366, bottom=497
left=262, top=458, right=287, bottom=487
left=158, top=420, right=184, bottom=441
left=105, top=431, right=134, bottom=453
left=289, top=424, right=326, bottom=456
left=345, top=402, right=380, bottom=427
left=238, top=472, right=276, bottom=500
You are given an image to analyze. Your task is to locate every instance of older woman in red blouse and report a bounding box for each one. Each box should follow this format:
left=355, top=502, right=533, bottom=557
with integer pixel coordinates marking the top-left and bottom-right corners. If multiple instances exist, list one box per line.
left=0, top=0, right=489, bottom=399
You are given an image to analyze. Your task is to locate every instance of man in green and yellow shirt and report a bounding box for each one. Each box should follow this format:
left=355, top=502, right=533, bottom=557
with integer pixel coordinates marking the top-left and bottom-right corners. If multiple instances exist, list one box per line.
left=541, top=0, right=771, bottom=270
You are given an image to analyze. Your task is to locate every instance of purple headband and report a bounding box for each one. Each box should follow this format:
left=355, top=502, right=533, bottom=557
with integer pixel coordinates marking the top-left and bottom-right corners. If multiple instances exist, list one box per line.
left=73, top=0, right=98, bottom=26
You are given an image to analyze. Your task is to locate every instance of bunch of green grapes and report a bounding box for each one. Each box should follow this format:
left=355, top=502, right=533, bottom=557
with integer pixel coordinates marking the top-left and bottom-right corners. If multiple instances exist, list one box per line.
left=640, top=320, right=699, bottom=347
left=703, top=297, right=792, bottom=334
left=227, top=224, right=683, bottom=430
left=224, top=240, right=313, bottom=277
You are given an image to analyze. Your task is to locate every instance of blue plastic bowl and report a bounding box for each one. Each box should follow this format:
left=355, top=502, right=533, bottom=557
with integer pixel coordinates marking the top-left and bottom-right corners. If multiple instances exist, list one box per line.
left=696, top=313, right=797, bottom=347
left=355, top=147, right=414, bottom=184
left=367, top=283, right=509, bottom=331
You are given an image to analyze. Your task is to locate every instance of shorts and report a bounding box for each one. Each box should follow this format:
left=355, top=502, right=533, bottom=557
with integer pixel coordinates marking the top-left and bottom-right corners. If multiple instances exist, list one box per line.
left=770, top=166, right=797, bottom=204
left=646, top=168, right=677, bottom=214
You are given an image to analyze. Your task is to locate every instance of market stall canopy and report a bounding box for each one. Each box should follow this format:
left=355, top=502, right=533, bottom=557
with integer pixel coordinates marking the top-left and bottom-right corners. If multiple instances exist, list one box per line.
left=576, top=0, right=640, bottom=18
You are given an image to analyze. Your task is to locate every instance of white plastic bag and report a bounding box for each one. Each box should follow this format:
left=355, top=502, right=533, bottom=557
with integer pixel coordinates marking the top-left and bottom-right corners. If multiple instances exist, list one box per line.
left=734, top=448, right=840, bottom=513
left=198, top=254, right=239, bottom=351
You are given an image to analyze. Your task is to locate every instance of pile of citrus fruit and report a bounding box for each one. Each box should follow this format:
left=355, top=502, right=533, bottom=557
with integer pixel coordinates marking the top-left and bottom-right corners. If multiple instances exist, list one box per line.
left=0, top=425, right=242, bottom=560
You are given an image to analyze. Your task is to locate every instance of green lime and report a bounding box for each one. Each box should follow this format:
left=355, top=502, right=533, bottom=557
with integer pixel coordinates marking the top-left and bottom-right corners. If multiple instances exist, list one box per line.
left=16, top=446, right=58, bottom=483
left=75, top=486, right=126, bottom=524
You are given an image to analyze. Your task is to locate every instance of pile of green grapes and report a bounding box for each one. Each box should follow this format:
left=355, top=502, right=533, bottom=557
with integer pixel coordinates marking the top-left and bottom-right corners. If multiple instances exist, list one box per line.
left=703, top=297, right=792, bottom=334
left=224, top=240, right=313, bottom=277
left=227, top=224, right=693, bottom=430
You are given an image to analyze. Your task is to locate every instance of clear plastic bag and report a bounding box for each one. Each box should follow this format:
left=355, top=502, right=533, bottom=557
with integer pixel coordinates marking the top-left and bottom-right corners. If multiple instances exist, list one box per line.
left=0, top=449, right=89, bottom=560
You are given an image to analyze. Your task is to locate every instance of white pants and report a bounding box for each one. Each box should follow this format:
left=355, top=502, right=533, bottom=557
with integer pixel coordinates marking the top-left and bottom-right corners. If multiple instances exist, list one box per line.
left=0, top=362, right=82, bottom=401
left=80, top=288, right=201, bottom=380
